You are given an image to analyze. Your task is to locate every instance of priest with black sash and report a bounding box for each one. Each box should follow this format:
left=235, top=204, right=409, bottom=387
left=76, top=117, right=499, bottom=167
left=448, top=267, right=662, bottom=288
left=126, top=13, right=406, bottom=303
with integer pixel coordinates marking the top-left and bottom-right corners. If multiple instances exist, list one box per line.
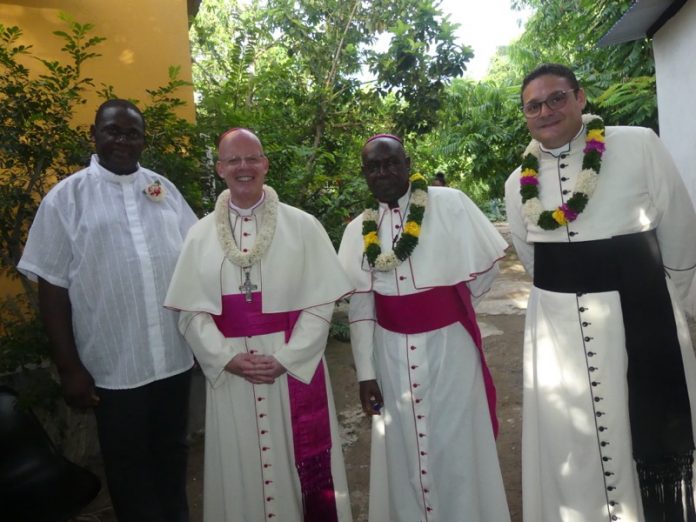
left=505, top=62, right=696, bottom=522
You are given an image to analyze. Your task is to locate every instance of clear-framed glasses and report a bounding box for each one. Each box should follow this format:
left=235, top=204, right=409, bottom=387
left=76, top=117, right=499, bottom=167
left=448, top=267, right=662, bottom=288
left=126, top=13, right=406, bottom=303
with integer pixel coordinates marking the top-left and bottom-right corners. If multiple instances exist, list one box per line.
left=218, top=154, right=265, bottom=168
left=521, top=89, right=579, bottom=118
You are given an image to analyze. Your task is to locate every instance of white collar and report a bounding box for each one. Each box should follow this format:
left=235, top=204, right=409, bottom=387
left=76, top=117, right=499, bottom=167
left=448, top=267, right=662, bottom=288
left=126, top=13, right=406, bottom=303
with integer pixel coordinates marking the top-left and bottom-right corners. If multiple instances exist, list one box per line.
left=228, top=191, right=266, bottom=216
left=540, top=124, right=586, bottom=157
left=91, top=154, right=142, bottom=184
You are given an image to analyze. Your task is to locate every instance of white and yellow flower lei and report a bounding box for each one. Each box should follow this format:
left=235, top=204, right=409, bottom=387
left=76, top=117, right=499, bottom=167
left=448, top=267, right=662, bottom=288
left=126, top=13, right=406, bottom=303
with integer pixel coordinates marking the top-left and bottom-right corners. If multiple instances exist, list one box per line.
left=215, top=185, right=278, bottom=268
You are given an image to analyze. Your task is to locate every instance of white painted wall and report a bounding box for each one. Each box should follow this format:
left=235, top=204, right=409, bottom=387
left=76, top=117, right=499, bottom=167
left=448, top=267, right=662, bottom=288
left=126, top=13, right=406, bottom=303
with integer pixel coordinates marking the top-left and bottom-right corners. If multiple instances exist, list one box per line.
left=653, top=0, right=696, bottom=205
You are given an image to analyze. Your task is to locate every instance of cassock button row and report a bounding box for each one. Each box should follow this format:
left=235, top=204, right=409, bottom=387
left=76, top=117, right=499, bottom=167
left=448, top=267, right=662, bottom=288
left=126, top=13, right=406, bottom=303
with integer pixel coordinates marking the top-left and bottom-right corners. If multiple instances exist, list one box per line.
left=561, top=176, right=568, bottom=181
left=560, top=163, right=567, bottom=168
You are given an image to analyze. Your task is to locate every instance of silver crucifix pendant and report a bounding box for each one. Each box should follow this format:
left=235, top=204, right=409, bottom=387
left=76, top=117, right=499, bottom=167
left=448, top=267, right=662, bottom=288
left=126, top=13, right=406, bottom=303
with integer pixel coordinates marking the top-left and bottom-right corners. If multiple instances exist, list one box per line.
left=239, top=269, right=258, bottom=303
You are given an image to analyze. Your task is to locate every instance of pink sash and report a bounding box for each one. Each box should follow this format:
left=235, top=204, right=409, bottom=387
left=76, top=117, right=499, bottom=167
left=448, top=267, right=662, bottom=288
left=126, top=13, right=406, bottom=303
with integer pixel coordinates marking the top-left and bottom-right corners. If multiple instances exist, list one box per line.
left=212, top=292, right=338, bottom=521
left=373, top=282, right=499, bottom=437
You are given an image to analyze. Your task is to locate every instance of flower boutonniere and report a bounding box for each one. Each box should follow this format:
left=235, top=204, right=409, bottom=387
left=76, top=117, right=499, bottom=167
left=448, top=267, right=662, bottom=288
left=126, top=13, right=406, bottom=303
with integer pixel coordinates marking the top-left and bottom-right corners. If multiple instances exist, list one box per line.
left=144, top=180, right=166, bottom=202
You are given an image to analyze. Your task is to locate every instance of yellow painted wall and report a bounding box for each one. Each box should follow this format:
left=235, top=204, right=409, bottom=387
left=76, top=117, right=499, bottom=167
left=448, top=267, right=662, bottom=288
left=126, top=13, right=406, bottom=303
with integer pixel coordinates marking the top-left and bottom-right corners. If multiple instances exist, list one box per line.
left=1, top=0, right=195, bottom=125
left=1, top=0, right=196, bottom=300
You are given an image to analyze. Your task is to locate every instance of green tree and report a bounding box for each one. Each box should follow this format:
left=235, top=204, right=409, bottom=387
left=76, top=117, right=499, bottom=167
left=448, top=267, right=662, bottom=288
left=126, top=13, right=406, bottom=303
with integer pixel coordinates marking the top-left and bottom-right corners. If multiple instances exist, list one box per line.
left=498, top=0, right=657, bottom=128
left=190, top=0, right=474, bottom=243
left=0, top=17, right=204, bottom=376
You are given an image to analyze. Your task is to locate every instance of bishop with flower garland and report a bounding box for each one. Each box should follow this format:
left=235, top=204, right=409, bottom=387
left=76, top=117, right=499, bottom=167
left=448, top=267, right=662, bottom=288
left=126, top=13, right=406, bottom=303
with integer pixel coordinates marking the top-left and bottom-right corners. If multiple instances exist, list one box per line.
left=504, top=63, right=696, bottom=522
left=338, top=134, right=510, bottom=522
left=165, top=128, right=353, bottom=522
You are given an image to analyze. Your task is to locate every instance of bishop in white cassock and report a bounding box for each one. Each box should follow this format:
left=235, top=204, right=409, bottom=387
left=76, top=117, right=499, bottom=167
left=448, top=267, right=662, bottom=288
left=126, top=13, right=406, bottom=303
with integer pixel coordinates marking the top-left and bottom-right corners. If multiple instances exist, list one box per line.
left=338, top=134, right=511, bottom=522
left=165, top=129, right=353, bottom=522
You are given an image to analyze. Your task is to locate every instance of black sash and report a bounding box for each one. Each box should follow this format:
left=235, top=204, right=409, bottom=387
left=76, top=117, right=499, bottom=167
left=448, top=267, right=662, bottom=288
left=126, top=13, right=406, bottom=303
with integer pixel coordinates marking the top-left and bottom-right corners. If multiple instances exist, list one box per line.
left=535, top=230, right=695, bottom=521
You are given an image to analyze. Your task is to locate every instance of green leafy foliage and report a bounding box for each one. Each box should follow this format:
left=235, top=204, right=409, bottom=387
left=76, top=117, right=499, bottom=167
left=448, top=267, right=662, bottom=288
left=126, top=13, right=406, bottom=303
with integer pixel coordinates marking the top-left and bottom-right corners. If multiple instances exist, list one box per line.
left=190, top=0, right=472, bottom=243
left=1, top=17, right=206, bottom=389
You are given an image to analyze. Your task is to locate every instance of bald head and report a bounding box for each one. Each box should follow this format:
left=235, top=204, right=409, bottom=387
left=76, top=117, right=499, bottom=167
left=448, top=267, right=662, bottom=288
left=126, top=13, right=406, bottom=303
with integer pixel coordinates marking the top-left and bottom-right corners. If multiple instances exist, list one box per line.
left=361, top=136, right=411, bottom=205
left=216, top=128, right=269, bottom=208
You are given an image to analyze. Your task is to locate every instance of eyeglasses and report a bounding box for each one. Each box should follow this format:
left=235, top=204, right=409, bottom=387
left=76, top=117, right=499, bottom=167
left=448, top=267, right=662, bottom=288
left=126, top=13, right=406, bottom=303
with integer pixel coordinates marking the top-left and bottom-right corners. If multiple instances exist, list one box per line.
left=521, top=89, right=579, bottom=118
left=218, top=154, right=265, bottom=168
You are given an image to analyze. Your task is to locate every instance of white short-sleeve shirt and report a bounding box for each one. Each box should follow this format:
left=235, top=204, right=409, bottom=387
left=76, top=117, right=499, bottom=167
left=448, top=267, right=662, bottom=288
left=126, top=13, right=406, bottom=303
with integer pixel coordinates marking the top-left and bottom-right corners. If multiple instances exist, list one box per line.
left=18, top=155, right=198, bottom=389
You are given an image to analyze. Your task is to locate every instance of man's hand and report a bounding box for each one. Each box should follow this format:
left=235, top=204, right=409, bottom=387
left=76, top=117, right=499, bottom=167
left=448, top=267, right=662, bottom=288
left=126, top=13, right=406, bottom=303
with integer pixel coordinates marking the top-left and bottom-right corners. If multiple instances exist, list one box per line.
left=225, top=353, right=287, bottom=384
left=359, top=379, right=384, bottom=416
left=59, top=364, right=99, bottom=409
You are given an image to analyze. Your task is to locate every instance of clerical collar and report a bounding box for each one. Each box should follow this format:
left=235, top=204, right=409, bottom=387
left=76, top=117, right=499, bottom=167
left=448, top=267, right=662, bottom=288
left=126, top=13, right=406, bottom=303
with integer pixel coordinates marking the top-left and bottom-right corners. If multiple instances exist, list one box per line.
left=540, top=124, right=585, bottom=158
left=92, top=154, right=142, bottom=184
left=228, top=191, right=266, bottom=216
left=378, top=187, right=411, bottom=214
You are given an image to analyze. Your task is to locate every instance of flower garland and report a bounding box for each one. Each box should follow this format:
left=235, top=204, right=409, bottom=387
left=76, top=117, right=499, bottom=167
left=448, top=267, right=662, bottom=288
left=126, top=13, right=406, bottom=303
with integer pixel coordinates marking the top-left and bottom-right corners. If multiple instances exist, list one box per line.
left=215, top=185, right=278, bottom=268
left=520, top=114, right=605, bottom=230
left=362, top=173, right=428, bottom=271
left=143, top=180, right=166, bottom=202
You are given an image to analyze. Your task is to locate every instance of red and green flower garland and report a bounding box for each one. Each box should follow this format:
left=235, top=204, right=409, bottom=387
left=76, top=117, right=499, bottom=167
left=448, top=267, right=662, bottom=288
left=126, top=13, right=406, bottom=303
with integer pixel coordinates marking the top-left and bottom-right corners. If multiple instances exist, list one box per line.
left=520, top=114, right=605, bottom=230
left=362, top=173, right=427, bottom=271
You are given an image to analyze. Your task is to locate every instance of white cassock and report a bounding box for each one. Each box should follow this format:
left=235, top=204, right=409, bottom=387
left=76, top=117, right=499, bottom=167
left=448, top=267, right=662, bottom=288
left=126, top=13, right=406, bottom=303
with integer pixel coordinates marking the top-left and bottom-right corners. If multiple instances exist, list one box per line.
left=338, top=186, right=511, bottom=522
left=165, top=188, right=353, bottom=522
left=505, top=123, right=696, bottom=522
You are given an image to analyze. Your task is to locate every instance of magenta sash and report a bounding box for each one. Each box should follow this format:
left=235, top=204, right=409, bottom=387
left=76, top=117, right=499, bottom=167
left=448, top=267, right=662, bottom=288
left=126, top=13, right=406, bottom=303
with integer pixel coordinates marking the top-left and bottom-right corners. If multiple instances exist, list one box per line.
left=373, top=282, right=499, bottom=437
left=212, top=292, right=338, bottom=521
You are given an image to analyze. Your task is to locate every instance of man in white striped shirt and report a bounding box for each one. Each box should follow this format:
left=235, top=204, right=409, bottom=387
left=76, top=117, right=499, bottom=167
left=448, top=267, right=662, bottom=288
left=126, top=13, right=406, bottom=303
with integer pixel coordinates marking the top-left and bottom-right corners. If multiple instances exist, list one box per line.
left=18, top=99, right=197, bottom=522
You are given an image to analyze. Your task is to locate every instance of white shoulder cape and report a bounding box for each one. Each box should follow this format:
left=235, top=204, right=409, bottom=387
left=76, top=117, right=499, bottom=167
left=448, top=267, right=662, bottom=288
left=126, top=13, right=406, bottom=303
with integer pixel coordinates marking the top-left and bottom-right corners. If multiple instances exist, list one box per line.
left=165, top=199, right=353, bottom=314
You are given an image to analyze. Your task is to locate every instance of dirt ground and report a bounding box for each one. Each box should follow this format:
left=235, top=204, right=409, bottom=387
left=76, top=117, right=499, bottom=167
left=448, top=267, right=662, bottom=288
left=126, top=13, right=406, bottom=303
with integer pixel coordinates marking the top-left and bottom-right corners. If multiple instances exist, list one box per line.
left=73, top=225, right=696, bottom=522
left=75, top=228, right=530, bottom=522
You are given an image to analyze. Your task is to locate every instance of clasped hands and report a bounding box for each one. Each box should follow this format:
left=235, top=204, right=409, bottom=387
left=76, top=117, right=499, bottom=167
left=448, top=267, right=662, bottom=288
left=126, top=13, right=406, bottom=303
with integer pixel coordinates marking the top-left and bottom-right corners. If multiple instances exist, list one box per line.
left=225, top=353, right=286, bottom=384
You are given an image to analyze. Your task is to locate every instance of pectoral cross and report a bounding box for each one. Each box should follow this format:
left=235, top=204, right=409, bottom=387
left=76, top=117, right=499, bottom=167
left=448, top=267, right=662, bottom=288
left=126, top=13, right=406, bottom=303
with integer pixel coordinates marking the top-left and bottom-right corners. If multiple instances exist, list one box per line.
left=239, top=269, right=258, bottom=303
